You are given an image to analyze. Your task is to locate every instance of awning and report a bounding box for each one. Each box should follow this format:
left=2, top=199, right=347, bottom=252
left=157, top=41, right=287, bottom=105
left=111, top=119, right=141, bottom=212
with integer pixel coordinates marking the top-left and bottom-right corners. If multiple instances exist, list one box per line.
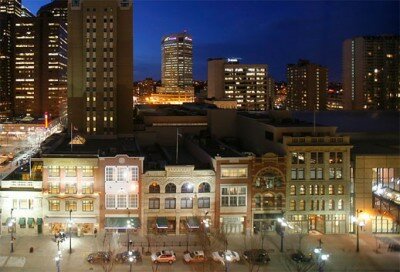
left=186, top=217, right=200, bottom=229
left=156, top=217, right=168, bottom=229
left=105, top=217, right=140, bottom=229
left=44, top=217, right=97, bottom=224
left=27, top=218, right=35, bottom=226
left=19, top=217, right=26, bottom=226
left=37, top=218, right=43, bottom=225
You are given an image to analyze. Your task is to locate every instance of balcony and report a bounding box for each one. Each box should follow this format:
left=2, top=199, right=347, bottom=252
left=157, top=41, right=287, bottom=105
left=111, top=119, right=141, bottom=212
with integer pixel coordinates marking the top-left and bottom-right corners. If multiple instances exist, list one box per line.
left=0, top=180, right=42, bottom=190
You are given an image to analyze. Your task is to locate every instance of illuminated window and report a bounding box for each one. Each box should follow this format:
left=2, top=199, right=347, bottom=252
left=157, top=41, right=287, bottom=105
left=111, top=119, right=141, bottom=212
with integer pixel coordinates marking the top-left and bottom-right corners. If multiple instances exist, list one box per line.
left=48, top=166, right=60, bottom=177
left=221, top=185, right=246, bottom=207
left=220, top=165, right=248, bottom=178
left=328, top=185, right=334, bottom=195
left=49, top=200, right=60, bottom=211
left=105, top=166, right=115, bottom=181
left=181, top=183, right=194, bottom=193
left=299, top=200, right=305, bottom=211
left=82, top=166, right=93, bottom=177
left=65, top=183, right=77, bottom=194
left=319, top=185, right=325, bottom=195
left=130, top=166, right=138, bottom=181
left=328, top=199, right=335, bottom=210
left=65, top=200, right=77, bottom=211
left=290, top=200, right=296, bottom=211
left=82, top=200, right=94, bottom=211
left=290, top=185, right=296, bottom=195
left=338, top=185, right=344, bottom=195
left=198, top=182, right=211, bottom=193
left=49, top=182, right=60, bottom=194
left=106, top=194, right=115, bottom=209
left=117, top=167, right=127, bottom=181
left=149, top=182, right=160, bottom=193
left=128, top=194, right=138, bottom=208
left=82, top=183, right=94, bottom=194
left=338, top=199, right=344, bottom=210
left=292, top=152, right=305, bottom=164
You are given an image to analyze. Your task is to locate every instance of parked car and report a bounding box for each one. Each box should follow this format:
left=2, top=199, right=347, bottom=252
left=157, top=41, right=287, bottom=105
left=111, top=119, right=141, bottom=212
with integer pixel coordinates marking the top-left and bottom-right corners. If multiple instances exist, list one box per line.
left=212, top=250, right=240, bottom=263
left=87, top=251, right=111, bottom=264
left=151, top=250, right=176, bottom=264
left=183, top=251, right=206, bottom=263
left=291, top=251, right=312, bottom=263
left=115, top=250, right=142, bottom=263
left=243, top=249, right=271, bottom=264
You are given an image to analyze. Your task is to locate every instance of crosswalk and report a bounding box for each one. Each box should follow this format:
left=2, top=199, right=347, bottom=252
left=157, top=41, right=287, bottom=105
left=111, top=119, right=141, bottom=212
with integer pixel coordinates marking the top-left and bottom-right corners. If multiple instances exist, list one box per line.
left=0, top=256, right=26, bottom=268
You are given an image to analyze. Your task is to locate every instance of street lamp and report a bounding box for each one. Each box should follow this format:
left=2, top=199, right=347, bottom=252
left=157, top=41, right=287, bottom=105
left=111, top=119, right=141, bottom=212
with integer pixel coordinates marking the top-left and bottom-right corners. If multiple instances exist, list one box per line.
left=314, top=247, right=329, bottom=272
left=128, top=251, right=135, bottom=272
left=55, top=250, right=62, bottom=272
left=277, top=218, right=288, bottom=253
left=9, top=208, right=14, bottom=253
left=224, top=254, right=232, bottom=272
left=68, top=209, right=72, bottom=254
left=354, top=209, right=364, bottom=253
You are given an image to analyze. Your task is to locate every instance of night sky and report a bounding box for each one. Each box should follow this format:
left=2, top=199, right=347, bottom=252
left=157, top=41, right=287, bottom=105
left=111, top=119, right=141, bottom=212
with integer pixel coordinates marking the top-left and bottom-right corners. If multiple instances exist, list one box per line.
left=24, top=0, right=399, bottom=82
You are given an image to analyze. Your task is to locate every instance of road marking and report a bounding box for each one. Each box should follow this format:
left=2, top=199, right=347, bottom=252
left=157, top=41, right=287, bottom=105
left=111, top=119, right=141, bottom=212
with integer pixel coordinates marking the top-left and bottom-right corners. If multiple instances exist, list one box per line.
left=5, top=256, right=26, bottom=267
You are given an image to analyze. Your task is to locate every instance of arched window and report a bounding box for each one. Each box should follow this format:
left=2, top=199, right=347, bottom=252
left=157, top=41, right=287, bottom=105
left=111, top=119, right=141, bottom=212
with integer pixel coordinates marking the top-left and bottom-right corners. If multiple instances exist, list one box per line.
left=329, top=199, right=335, bottom=210
left=290, top=185, right=296, bottom=195
left=338, top=185, right=344, bottom=195
left=165, top=183, right=176, bottom=193
left=299, top=200, right=305, bottom=210
left=290, top=200, right=296, bottom=211
left=338, top=199, right=343, bottom=210
left=198, top=182, right=211, bottom=193
left=181, top=183, right=194, bottom=193
left=263, top=193, right=274, bottom=209
left=149, top=182, right=160, bottom=193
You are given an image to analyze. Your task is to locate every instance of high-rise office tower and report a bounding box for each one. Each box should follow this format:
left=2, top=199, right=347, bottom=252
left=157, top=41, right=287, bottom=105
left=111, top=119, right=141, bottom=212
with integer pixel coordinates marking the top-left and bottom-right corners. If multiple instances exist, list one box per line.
left=286, top=59, right=328, bottom=111
left=0, top=0, right=32, bottom=118
left=343, top=36, right=399, bottom=110
left=161, top=32, right=193, bottom=89
left=207, top=58, right=270, bottom=111
left=68, top=0, right=134, bottom=136
left=13, top=0, right=67, bottom=118
left=38, top=0, right=68, bottom=118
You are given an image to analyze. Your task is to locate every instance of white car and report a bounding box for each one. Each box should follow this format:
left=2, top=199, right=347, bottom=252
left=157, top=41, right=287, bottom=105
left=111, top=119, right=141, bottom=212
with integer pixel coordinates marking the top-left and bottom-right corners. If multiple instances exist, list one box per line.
left=212, top=250, right=240, bottom=263
left=183, top=250, right=206, bottom=263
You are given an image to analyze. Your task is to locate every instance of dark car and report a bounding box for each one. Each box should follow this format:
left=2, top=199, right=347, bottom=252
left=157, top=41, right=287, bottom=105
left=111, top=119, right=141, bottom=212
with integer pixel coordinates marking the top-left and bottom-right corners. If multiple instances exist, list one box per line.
left=87, top=251, right=111, bottom=264
left=243, top=249, right=271, bottom=264
left=291, top=251, right=312, bottom=263
left=115, top=250, right=142, bottom=263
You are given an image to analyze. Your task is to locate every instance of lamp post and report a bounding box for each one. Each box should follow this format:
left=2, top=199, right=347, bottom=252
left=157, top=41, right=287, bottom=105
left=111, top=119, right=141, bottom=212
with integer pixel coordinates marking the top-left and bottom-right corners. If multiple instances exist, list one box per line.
left=314, top=247, right=329, bottom=272
left=128, top=251, right=134, bottom=272
left=68, top=209, right=72, bottom=254
left=9, top=208, right=14, bottom=253
left=224, top=254, right=232, bottom=272
left=355, top=209, right=363, bottom=253
left=277, top=218, right=288, bottom=253
left=127, top=209, right=135, bottom=252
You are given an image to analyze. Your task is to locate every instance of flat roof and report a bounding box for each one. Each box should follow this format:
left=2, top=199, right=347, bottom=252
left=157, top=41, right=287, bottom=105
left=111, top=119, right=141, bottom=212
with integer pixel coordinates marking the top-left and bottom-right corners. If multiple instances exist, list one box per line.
left=42, top=133, right=141, bottom=157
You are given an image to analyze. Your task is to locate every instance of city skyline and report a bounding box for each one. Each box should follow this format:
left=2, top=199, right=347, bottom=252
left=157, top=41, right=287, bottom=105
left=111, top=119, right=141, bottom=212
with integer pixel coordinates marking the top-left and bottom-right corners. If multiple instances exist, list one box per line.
left=24, top=0, right=399, bottom=82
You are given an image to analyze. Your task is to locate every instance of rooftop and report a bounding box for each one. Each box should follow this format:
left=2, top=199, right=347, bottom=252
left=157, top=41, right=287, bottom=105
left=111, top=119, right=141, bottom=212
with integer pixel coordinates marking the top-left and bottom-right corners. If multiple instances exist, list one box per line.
left=41, top=133, right=141, bottom=157
left=239, top=111, right=324, bottom=128
left=136, top=103, right=214, bottom=117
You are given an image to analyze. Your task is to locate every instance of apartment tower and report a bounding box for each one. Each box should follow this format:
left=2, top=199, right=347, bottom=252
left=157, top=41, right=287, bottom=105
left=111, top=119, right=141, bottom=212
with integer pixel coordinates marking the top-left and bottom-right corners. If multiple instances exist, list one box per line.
left=67, top=0, right=134, bottom=136
left=286, top=59, right=328, bottom=111
left=343, top=36, right=400, bottom=110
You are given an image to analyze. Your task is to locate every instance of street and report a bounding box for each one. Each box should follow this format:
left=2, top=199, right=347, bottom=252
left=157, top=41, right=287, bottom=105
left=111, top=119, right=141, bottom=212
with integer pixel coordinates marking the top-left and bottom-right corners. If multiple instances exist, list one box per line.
left=0, top=231, right=399, bottom=272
